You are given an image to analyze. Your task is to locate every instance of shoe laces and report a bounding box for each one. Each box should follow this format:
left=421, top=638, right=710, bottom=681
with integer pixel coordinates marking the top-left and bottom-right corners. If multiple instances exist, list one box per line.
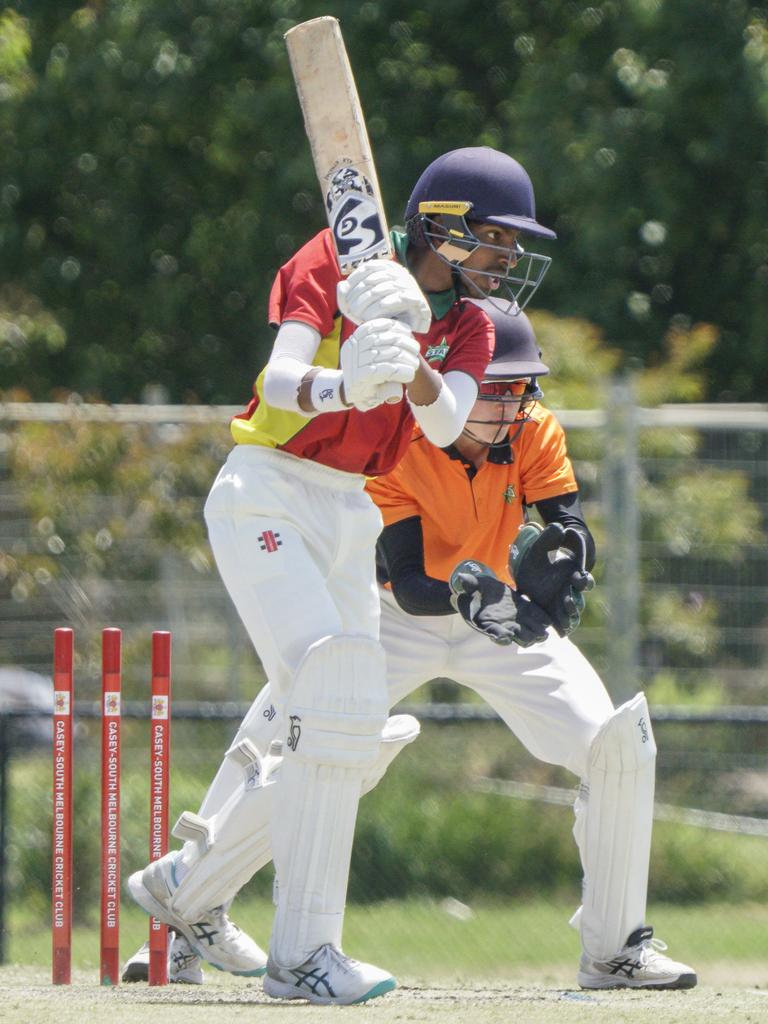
left=326, top=945, right=359, bottom=973
left=634, top=936, right=668, bottom=966
left=201, top=904, right=240, bottom=939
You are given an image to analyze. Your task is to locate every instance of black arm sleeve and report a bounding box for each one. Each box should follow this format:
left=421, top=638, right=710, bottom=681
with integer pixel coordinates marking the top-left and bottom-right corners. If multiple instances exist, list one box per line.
left=376, top=516, right=455, bottom=616
left=533, top=492, right=596, bottom=570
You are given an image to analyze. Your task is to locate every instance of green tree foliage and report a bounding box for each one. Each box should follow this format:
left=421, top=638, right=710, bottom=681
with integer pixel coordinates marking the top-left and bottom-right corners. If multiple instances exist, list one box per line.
left=527, top=311, right=766, bottom=690
left=0, top=1, right=766, bottom=401
left=3, top=416, right=227, bottom=620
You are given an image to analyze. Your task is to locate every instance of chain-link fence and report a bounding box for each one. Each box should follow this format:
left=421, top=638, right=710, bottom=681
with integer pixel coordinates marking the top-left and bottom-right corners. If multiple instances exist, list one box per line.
left=1, top=389, right=767, bottom=975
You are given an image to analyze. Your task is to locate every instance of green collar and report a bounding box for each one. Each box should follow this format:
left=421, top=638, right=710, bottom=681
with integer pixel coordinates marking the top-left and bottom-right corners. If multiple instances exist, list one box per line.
left=391, top=229, right=456, bottom=321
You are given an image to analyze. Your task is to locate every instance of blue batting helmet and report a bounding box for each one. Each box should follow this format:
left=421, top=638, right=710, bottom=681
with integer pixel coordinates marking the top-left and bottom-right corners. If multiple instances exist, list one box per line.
left=404, top=147, right=556, bottom=240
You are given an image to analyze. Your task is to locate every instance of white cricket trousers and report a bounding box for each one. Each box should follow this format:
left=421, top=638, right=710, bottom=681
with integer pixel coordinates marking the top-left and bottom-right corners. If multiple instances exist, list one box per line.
left=203, top=445, right=383, bottom=695
left=378, top=588, right=615, bottom=778
left=204, top=445, right=388, bottom=964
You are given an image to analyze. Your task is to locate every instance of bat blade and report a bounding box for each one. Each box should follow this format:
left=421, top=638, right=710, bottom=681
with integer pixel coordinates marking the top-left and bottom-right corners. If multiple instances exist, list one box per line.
left=284, top=16, right=392, bottom=273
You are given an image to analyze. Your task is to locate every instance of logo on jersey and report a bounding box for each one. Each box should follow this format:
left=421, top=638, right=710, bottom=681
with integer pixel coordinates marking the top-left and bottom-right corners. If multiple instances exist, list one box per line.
left=425, top=338, right=449, bottom=363
left=258, top=530, right=282, bottom=553
left=502, top=484, right=516, bottom=504
left=287, top=715, right=302, bottom=752
left=326, top=163, right=389, bottom=271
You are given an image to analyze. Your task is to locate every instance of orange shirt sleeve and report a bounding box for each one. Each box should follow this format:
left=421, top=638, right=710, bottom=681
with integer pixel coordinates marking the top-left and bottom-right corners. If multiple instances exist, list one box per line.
left=365, top=460, right=421, bottom=528
left=518, top=407, right=579, bottom=505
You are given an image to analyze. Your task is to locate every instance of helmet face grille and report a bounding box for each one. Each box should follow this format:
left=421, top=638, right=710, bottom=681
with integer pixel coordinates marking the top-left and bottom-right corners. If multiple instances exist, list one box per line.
left=417, top=214, right=552, bottom=312
left=462, top=393, right=540, bottom=451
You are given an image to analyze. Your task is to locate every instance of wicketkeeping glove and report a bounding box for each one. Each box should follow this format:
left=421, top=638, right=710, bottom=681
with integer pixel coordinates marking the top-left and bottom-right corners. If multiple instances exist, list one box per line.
left=509, top=523, right=595, bottom=637
left=448, top=559, right=552, bottom=647
left=337, top=260, right=432, bottom=334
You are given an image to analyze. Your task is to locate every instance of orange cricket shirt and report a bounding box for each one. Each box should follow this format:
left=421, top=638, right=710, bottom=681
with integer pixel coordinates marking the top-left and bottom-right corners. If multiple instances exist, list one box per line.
left=365, top=405, right=578, bottom=584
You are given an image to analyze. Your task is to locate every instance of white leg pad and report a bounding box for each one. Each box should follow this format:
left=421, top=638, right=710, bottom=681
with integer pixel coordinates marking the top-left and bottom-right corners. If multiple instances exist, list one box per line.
left=169, top=739, right=282, bottom=920
left=361, top=713, right=420, bottom=795
left=572, top=692, right=656, bottom=961
left=198, top=687, right=280, bottom=818
left=270, top=634, right=389, bottom=967
left=168, top=711, right=419, bottom=923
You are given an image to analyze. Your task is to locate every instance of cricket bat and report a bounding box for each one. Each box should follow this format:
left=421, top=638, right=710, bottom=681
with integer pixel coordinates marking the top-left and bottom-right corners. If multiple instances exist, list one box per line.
left=284, top=16, right=393, bottom=274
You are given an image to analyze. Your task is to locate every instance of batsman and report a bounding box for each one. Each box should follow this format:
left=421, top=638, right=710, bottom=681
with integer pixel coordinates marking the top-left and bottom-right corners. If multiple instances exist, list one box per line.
left=125, top=145, right=559, bottom=1003
left=125, top=301, right=696, bottom=992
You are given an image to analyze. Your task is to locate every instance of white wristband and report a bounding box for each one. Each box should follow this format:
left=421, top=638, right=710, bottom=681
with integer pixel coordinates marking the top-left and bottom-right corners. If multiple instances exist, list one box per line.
left=309, top=369, right=350, bottom=413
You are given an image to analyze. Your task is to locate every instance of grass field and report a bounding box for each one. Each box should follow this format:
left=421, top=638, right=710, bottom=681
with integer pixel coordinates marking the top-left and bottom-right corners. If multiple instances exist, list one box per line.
left=2, top=898, right=767, bottom=1023
left=2, top=968, right=768, bottom=1024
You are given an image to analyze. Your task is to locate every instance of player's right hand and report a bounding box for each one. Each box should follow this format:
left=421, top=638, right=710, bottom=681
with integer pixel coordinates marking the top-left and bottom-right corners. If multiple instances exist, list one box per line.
left=337, top=260, right=432, bottom=334
left=448, top=559, right=552, bottom=647
left=348, top=380, right=404, bottom=412
left=509, top=523, right=595, bottom=637
left=341, top=318, right=420, bottom=409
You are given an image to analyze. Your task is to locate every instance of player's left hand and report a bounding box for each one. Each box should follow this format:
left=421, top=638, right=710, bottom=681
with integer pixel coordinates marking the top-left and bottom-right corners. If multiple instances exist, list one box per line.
left=341, top=317, right=420, bottom=410
left=448, top=559, right=552, bottom=647
left=337, top=259, right=432, bottom=334
left=509, top=523, right=595, bottom=637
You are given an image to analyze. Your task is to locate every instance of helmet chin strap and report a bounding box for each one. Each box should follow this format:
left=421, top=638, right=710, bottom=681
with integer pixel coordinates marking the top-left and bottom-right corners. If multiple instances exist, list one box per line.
left=461, top=416, right=527, bottom=450
left=451, top=266, right=465, bottom=305
left=462, top=415, right=528, bottom=448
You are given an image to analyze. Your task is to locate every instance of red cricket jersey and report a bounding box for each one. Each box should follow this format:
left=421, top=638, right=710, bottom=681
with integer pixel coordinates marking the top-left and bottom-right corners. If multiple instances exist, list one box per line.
left=231, top=229, right=493, bottom=477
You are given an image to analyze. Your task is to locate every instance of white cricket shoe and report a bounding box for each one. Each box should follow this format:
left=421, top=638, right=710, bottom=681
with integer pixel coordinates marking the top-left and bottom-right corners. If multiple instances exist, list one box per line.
left=121, top=933, right=204, bottom=984
left=169, top=932, right=205, bottom=983
left=578, top=926, right=697, bottom=990
left=127, top=853, right=267, bottom=977
left=263, top=944, right=396, bottom=1005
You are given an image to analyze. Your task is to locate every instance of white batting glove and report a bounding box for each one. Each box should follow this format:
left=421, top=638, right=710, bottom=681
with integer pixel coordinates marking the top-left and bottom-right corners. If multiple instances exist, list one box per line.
left=337, top=260, right=432, bottom=334
left=348, top=380, right=404, bottom=412
left=341, top=318, right=420, bottom=408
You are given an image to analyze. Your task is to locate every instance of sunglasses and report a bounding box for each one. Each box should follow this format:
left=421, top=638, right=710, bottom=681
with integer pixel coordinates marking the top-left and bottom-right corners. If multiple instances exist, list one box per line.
left=478, top=378, right=531, bottom=398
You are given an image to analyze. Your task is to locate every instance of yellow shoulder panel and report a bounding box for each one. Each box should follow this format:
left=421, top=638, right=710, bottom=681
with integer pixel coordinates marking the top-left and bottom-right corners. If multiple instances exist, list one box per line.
left=231, top=320, right=343, bottom=446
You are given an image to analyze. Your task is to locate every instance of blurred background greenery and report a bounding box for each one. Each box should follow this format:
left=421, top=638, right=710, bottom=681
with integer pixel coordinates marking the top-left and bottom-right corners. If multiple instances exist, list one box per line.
left=5, top=715, right=768, bottom=977
left=2, top=0, right=768, bottom=979
left=0, top=0, right=767, bottom=403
